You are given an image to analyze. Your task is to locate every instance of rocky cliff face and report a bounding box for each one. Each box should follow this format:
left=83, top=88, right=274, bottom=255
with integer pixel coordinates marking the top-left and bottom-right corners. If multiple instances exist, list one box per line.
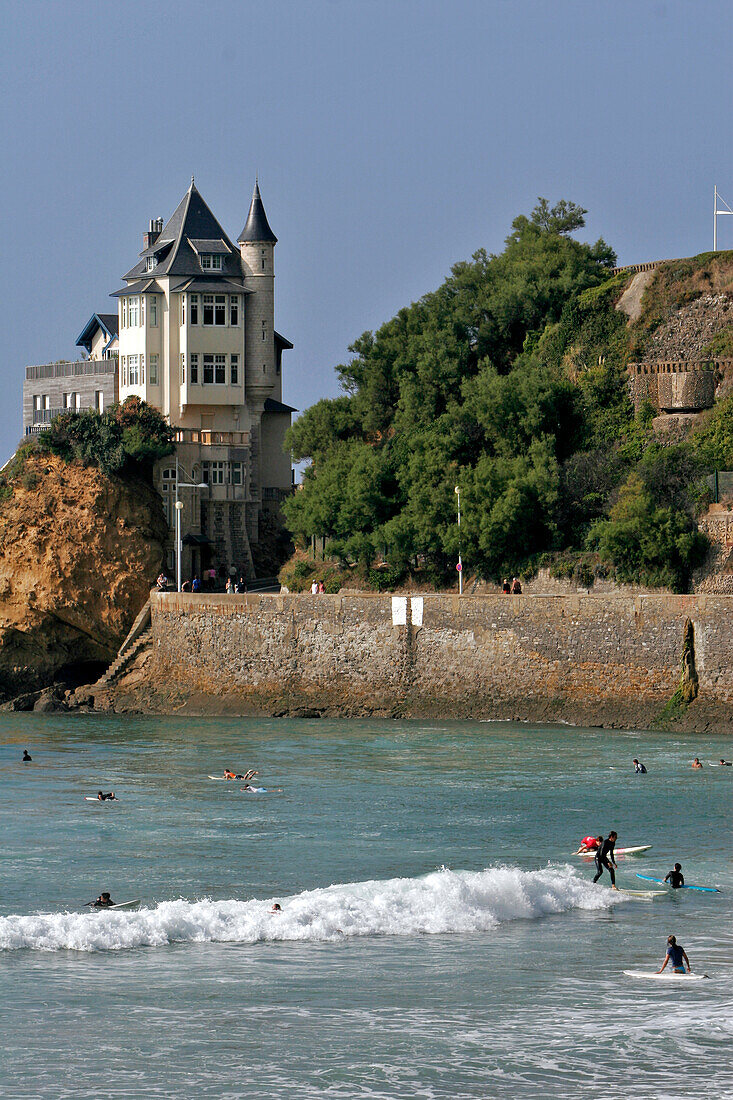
left=0, top=452, right=167, bottom=701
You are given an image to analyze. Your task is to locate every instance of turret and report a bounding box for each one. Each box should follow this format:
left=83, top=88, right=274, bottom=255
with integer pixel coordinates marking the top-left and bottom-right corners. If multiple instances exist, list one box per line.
left=238, top=180, right=276, bottom=403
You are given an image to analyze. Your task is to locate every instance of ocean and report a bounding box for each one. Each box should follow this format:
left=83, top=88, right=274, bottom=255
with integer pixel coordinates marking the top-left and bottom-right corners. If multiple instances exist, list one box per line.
left=1, top=715, right=731, bottom=1099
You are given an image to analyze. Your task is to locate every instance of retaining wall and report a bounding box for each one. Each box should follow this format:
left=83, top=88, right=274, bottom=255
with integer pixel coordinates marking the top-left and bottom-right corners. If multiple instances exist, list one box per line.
left=148, top=592, right=733, bottom=725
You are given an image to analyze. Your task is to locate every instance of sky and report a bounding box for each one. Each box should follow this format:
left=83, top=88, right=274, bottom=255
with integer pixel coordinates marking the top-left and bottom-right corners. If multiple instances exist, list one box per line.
left=1, top=0, right=732, bottom=462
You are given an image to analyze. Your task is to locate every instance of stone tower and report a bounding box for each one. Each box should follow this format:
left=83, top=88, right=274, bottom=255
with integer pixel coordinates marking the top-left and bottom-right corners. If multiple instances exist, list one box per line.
left=238, top=181, right=277, bottom=540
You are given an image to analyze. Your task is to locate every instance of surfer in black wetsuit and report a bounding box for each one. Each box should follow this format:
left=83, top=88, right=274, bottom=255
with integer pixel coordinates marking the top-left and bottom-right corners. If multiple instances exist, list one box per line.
left=664, top=863, right=685, bottom=889
left=22, top=750, right=32, bottom=762
left=89, top=892, right=115, bottom=908
left=592, top=831, right=618, bottom=889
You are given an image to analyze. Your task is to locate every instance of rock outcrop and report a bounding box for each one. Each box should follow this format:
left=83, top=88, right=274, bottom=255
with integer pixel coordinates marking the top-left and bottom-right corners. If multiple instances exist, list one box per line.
left=0, top=452, right=167, bottom=701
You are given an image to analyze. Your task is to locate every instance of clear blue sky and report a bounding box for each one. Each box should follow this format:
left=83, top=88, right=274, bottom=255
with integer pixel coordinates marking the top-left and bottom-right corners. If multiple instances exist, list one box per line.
left=1, top=0, right=732, bottom=459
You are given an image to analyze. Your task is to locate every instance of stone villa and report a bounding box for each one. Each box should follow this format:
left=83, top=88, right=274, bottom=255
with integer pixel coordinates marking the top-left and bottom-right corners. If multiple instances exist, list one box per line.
left=23, top=179, right=294, bottom=580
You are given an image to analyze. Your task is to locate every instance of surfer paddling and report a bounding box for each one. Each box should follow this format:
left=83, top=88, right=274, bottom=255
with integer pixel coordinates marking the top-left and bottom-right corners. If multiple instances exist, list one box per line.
left=87, top=892, right=115, bottom=909
left=592, top=831, right=618, bottom=889
left=664, top=863, right=685, bottom=888
left=575, top=835, right=600, bottom=854
left=658, top=935, right=691, bottom=975
left=223, top=769, right=258, bottom=781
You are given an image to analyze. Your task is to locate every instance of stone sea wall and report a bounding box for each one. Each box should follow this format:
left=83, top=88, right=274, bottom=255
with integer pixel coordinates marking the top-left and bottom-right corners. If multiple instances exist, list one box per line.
left=145, top=591, right=733, bottom=729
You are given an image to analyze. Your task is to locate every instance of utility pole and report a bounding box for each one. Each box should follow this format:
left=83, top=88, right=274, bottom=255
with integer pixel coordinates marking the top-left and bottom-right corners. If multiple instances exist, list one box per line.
left=454, top=485, right=463, bottom=596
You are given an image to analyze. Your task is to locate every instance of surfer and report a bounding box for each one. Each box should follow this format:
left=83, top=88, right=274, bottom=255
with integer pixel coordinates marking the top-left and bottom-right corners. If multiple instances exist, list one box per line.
left=22, top=749, right=32, bottom=762
left=575, top=835, right=600, bottom=853
left=658, top=934, right=691, bottom=975
left=224, top=769, right=257, bottom=781
left=633, top=758, right=647, bottom=774
left=718, top=759, right=732, bottom=766
left=664, top=863, right=685, bottom=889
left=89, top=892, right=115, bottom=909
left=96, top=791, right=117, bottom=801
left=271, top=903, right=282, bottom=913
left=692, top=758, right=703, bottom=769
left=592, top=831, right=618, bottom=889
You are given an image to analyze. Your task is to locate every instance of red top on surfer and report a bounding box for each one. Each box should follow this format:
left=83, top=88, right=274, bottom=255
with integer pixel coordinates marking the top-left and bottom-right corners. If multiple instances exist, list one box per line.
left=575, top=835, right=600, bottom=853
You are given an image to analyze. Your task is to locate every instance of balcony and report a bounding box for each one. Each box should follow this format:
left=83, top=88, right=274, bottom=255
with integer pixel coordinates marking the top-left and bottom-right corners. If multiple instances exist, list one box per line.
left=25, top=360, right=117, bottom=381
left=174, top=429, right=250, bottom=446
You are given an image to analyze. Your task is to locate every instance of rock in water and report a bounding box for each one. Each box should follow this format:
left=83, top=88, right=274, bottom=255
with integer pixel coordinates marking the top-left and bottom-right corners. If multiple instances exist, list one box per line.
left=0, top=453, right=167, bottom=701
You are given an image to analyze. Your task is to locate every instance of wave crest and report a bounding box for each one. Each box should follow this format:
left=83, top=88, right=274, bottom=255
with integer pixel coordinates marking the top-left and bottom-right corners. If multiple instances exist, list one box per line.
left=0, top=865, right=615, bottom=952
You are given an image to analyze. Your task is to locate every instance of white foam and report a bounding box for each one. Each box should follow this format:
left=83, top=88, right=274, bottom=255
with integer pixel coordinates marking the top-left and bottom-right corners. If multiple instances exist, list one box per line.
left=0, top=865, right=617, bottom=953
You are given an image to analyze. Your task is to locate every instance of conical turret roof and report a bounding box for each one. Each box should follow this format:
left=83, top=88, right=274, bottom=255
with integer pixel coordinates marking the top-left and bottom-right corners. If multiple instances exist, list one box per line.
left=237, top=180, right=277, bottom=244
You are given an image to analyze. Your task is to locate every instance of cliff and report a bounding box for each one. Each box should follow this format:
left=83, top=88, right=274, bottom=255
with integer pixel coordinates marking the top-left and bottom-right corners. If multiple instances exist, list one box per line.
left=0, top=451, right=167, bottom=702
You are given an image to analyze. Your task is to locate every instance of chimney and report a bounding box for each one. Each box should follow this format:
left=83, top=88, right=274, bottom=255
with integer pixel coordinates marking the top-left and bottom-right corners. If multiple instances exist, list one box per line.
left=143, top=217, right=164, bottom=250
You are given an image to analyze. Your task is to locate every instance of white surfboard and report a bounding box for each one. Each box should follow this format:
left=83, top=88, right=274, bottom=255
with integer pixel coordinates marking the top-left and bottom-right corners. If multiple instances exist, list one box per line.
left=84, top=796, right=118, bottom=802
left=623, top=969, right=709, bottom=981
left=617, top=888, right=666, bottom=899
left=575, top=845, right=652, bottom=858
left=110, top=899, right=141, bottom=911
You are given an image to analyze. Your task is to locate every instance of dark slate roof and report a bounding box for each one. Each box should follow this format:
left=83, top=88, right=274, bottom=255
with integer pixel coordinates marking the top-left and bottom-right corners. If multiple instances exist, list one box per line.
left=176, top=278, right=249, bottom=295
left=274, top=330, right=293, bottom=349
left=237, top=181, right=277, bottom=243
left=264, top=397, right=297, bottom=414
left=110, top=279, right=164, bottom=298
left=188, top=239, right=232, bottom=254
left=122, top=180, right=242, bottom=281
left=75, top=312, right=120, bottom=352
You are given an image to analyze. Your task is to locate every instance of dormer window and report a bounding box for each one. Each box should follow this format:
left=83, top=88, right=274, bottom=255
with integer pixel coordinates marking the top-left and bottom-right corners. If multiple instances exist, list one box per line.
left=145, top=256, right=157, bottom=272
left=201, top=254, right=222, bottom=271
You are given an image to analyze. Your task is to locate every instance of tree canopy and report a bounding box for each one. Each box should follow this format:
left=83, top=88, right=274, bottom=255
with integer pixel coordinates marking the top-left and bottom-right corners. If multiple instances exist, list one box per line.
left=283, top=199, right=711, bottom=590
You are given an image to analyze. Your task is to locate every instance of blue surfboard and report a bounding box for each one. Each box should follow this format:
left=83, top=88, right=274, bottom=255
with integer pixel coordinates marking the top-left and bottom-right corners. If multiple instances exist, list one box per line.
left=636, top=874, right=720, bottom=893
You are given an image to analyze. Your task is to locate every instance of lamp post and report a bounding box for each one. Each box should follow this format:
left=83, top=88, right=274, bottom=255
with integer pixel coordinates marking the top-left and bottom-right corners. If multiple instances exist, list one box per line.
left=175, top=459, right=208, bottom=592
left=454, top=485, right=463, bottom=596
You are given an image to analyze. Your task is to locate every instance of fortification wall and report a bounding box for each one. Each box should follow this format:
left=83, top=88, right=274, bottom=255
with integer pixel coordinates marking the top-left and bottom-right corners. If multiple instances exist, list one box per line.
left=146, top=592, right=733, bottom=727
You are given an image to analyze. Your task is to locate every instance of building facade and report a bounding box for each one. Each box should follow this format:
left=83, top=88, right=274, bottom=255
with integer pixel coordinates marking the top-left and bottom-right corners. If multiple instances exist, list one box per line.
left=23, top=179, right=294, bottom=580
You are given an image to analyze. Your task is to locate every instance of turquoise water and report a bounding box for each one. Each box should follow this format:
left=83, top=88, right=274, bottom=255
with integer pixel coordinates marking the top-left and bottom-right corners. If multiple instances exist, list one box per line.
left=1, top=716, right=731, bottom=1099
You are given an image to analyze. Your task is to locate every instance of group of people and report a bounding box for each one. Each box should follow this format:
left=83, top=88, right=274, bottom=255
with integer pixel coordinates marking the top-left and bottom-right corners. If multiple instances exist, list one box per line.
left=693, top=757, right=731, bottom=768
left=501, top=577, right=523, bottom=594
left=310, top=579, right=326, bottom=594
left=157, top=571, right=250, bottom=594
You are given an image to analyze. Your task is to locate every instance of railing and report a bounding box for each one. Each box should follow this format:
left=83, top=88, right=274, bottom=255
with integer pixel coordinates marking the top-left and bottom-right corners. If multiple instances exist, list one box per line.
left=262, top=486, right=294, bottom=501
left=611, top=260, right=671, bottom=276
left=174, top=429, right=250, bottom=446
left=32, top=407, right=65, bottom=424
left=706, top=471, right=733, bottom=503
left=25, top=360, right=117, bottom=381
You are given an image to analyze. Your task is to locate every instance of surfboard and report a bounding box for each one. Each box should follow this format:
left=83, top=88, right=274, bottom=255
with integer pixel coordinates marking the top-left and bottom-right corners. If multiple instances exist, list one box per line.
left=84, top=796, right=118, bottom=802
left=575, top=845, right=651, bottom=858
left=88, top=899, right=140, bottom=911
left=623, top=969, right=709, bottom=982
left=617, top=888, right=666, bottom=899
left=635, top=874, right=721, bottom=893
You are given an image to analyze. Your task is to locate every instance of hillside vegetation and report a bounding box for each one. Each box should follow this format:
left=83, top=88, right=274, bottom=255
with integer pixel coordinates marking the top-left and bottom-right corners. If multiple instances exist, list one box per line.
left=284, top=201, right=733, bottom=592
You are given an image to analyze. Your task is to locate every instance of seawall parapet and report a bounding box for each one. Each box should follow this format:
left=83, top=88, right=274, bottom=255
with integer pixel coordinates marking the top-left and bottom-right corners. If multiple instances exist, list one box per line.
left=140, top=591, right=733, bottom=729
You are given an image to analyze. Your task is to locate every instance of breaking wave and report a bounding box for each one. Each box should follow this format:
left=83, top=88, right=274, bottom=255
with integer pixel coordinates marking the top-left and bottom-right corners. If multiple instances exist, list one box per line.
left=0, top=864, right=619, bottom=952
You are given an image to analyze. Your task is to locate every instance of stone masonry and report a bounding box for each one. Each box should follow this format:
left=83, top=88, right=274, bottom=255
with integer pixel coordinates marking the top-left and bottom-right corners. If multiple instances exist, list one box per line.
left=144, top=592, right=733, bottom=728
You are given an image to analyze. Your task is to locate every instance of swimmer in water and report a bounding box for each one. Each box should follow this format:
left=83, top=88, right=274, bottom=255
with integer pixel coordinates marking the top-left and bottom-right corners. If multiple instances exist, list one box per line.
left=692, top=758, right=703, bottom=769
left=664, top=863, right=685, bottom=889
left=22, top=750, right=32, bottom=762
left=658, top=934, right=691, bottom=975
left=271, top=903, right=282, bottom=913
left=633, top=758, right=647, bottom=774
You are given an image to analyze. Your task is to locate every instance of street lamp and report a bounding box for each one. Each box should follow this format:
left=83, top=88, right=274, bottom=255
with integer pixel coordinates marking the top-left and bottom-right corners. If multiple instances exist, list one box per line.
left=454, top=485, right=463, bottom=596
left=175, top=460, right=208, bottom=592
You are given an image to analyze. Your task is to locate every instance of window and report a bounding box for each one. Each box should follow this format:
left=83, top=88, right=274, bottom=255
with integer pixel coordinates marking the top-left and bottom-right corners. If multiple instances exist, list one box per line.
left=203, top=295, right=213, bottom=325
left=180, top=353, right=185, bottom=385
left=215, top=295, right=226, bottom=325
left=201, top=254, right=222, bottom=271
left=121, top=299, right=128, bottom=328
left=145, top=256, right=157, bottom=272
left=190, top=353, right=198, bottom=384
left=261, top=248, right=266, bottom=271
left=181, top=295, right=185, bottom=326
left=161, top=468, right=176, bottom=526
left=128, top=354, right=139, bottom=385
left=141, top=297, right=145, bottom=326
left=231, top=461, right=243, bottom=486
left=150, top=296, right=157, bottom=326
left=128, top=297, right=140, bottom=327
left=149, top=354, right=158, bottom=385
left=203, top=354, right=214, bottom=384
left=210, top=461, right=225, bottom=484
left=140, top=354, right=145, bottom=384
left=230, top=354, right=239, bottom=385
left=121, top=357, right=127, bottom=386
left=215, top=354, right=226, bottom=384
left=190, top=294, right=199, bottom=325
left=229, top=296, right=239, bottom=326
left=95, top=390, right=104, bottom=413
left=262, top=320, right=266, bottom=341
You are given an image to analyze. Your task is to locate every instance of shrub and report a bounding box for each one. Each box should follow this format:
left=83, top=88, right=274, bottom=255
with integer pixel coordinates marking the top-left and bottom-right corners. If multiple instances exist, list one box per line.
left=39, top=397, right=173, bottom=478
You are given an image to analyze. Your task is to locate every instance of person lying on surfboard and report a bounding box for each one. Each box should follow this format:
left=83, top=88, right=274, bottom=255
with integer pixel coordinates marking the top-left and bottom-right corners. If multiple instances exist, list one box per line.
left=88, top=892, right=115, bottom=908
left=664, top=864, right=685, bottom=888
left=96, top=791, right=117, bottom=801
left=575, top=836, right=600, bottom=853
left=658, top=935, right=691, bottom=975
left=223, top=769, right=258, bottom=781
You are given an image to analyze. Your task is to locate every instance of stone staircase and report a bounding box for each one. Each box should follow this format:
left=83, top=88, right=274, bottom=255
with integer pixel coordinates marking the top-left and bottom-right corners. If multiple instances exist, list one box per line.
left=93, top=599, right=152, bottom=689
